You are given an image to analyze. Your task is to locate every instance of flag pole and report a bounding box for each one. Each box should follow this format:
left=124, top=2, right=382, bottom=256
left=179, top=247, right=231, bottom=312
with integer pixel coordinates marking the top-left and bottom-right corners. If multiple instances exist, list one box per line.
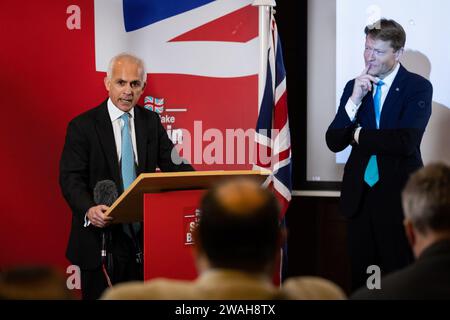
left=252, top=1, right=287, bottom=286
left=252, top=0, right=276, bottom=111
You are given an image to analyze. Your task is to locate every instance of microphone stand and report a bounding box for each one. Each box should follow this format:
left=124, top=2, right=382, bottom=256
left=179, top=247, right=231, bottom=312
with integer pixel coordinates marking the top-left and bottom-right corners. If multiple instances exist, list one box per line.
left=101, top=228, right=114, bottom=286
left=127, top=223, right=144, bottom=280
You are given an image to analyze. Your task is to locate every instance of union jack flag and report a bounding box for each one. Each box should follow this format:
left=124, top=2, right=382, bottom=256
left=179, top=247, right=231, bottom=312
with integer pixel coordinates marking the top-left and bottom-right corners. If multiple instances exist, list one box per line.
left=144, top=96, right=165, bottom=113
left=254, top=12, right=291, bottom=218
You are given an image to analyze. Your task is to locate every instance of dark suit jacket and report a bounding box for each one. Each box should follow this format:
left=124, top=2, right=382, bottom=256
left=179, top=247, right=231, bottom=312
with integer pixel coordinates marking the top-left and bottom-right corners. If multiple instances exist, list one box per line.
left=351, top=240, right=450, bottom=299
left=59, top=100, right=193, bottom=270
left=326, top=65, right=432, bottom=218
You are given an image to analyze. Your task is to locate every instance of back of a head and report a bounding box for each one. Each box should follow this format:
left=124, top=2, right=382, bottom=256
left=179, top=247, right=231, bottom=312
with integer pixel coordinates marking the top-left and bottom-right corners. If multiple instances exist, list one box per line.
left=365, top=18, right=406, bottom=51
left=0, top=266, right=75, bottom=300
left=402, top=163, right=450, bottom=234
left=198, top=178, right=280, bottom=273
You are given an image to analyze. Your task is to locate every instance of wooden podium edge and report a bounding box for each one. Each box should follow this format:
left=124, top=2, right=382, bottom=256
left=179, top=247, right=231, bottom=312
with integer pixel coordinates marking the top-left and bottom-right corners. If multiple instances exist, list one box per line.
left=105, top=170, right=271, bottom=222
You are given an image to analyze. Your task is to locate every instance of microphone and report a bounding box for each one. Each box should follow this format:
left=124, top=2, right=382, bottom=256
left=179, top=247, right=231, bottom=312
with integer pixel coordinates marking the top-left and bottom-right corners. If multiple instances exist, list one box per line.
left=94, top=180, right=142, bottom=279
left=94, top=180, right=118, bottom=207
left=93, top=180, right=118, bottom=279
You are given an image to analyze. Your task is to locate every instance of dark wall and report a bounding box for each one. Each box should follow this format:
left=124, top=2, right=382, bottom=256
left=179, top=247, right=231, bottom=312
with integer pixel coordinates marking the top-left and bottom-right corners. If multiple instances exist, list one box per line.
left=275, top=1, right=308, bottom=190
left=285, top=196, right=351, bottom=294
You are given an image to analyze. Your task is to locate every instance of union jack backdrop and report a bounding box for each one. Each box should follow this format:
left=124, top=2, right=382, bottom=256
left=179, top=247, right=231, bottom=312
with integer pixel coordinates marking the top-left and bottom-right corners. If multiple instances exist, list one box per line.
left=254, top=11, right=292, bottom=217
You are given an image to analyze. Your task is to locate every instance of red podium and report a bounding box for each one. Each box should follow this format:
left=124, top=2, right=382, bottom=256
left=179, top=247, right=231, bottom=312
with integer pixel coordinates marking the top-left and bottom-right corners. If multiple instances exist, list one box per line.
left=105, top=170, right=269, bottom=281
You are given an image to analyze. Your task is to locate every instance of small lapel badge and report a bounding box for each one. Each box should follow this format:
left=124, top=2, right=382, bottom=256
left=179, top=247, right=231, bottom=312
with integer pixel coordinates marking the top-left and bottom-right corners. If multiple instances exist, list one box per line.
left=395, top=87, right=400, bottom=92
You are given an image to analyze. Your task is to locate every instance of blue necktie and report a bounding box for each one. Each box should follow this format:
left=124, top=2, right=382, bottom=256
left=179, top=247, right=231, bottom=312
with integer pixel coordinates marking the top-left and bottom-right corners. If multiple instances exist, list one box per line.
left=364, top=80, right=384, bottom=187
left=121, top=113, right=135, bottom=190
left=120, top=113, right=141, bottom=236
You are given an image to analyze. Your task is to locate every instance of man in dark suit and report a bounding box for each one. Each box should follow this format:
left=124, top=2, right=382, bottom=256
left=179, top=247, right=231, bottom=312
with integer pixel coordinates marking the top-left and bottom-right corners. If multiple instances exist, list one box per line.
left=326, top=19, right=433, bottom=291
left=352, top=163, right=450, bottom=299
left=59, top=53, right=193, bottom=299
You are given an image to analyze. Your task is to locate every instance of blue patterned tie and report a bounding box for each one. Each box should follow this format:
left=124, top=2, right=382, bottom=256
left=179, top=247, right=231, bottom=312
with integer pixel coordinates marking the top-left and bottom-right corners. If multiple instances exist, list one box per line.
left=364, top=80, right=384, bottom=187
left=120, top=113, right=141, bottom=236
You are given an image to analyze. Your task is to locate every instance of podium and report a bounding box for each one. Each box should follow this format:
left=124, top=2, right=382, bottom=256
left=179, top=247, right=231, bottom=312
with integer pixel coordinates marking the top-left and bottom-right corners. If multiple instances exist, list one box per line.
left=105, top=170, right=270, bottom=281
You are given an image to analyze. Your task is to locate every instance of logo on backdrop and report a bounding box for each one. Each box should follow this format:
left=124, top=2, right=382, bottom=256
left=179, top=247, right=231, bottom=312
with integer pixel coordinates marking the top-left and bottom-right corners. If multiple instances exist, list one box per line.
left=144, top=95, right=188, bottom=145
left=144, top=96, right=165, bottom=114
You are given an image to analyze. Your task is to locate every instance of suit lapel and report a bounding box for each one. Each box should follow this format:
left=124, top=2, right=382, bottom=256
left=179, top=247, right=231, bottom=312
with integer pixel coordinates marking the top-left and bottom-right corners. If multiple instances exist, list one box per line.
left=379, top=65, right=407, bottom=129
left=95, top=101, right=121, bottom=189
left=134, top=106, right=148, bottom=175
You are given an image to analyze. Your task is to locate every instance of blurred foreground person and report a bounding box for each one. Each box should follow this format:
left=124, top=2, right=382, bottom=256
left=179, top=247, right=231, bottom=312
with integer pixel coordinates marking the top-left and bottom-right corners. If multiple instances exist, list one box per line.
left=352, top=163, right=450, bottom=299
left=0, top=265, right=75, bottom=300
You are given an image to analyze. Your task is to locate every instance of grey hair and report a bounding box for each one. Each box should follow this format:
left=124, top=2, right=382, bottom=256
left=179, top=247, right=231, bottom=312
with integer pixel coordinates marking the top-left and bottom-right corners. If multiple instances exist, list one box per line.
left=106, top=53, right=147, bottom=82
left=402, top=163, right=450, bottom=234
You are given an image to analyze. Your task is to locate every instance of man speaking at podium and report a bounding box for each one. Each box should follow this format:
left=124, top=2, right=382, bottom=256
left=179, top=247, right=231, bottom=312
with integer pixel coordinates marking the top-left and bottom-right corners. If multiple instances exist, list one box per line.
left=59, top=53, right=193, bottom=300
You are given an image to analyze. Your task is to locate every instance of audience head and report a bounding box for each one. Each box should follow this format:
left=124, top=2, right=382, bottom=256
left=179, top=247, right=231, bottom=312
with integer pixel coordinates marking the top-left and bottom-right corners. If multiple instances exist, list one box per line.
left=195, top=178, right=282, bottom=276
left=0, top=265, right=75, bottom=300
left=402, top=163, right=450, bottom=257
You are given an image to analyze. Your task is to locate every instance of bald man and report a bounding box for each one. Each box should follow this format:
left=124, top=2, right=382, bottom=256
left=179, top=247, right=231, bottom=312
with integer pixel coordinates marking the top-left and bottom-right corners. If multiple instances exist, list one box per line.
left=101, top=178, right=345, bottom=300
left=60, top=53, right=193, bottom=300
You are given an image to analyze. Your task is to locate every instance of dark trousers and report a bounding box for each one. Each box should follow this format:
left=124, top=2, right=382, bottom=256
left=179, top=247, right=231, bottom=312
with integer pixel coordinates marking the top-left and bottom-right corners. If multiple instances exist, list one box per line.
left=347, top=184, right=413, bottom=293
left=81, top=227, right=143, bottom=300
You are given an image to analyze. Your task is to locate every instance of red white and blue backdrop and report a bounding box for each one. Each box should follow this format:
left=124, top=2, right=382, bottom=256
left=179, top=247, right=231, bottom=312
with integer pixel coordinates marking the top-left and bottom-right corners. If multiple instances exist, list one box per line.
left=0, top=0, right=291, bottom=276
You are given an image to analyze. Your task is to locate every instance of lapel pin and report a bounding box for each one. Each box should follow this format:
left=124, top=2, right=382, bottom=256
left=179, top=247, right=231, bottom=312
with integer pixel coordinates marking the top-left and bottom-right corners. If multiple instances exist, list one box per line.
left=396, top=87, right=400, bottom=92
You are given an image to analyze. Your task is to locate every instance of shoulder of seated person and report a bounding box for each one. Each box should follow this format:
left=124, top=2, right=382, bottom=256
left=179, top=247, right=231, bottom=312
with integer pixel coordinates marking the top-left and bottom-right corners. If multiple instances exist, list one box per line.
left=101, top=278, right=193, bottom=300
left=281, top=276, right=347, bottom=300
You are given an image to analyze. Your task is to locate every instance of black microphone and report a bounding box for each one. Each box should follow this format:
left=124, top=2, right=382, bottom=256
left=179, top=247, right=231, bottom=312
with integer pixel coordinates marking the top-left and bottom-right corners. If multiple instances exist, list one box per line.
left=94, top=180, right=118, bottom=207
left=93, top=180, right=118, bottom=268
left=94, top=180, right=142, bottom=278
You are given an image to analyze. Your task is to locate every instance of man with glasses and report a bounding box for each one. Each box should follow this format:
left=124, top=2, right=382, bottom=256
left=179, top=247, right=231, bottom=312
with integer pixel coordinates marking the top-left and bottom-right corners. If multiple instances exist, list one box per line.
left=326, top=19, right=433, bottom=291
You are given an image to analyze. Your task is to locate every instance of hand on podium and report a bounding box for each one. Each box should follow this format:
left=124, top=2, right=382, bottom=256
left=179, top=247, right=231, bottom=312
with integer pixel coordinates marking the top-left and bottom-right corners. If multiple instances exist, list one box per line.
left=86, top=205, right=113, bottom=228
